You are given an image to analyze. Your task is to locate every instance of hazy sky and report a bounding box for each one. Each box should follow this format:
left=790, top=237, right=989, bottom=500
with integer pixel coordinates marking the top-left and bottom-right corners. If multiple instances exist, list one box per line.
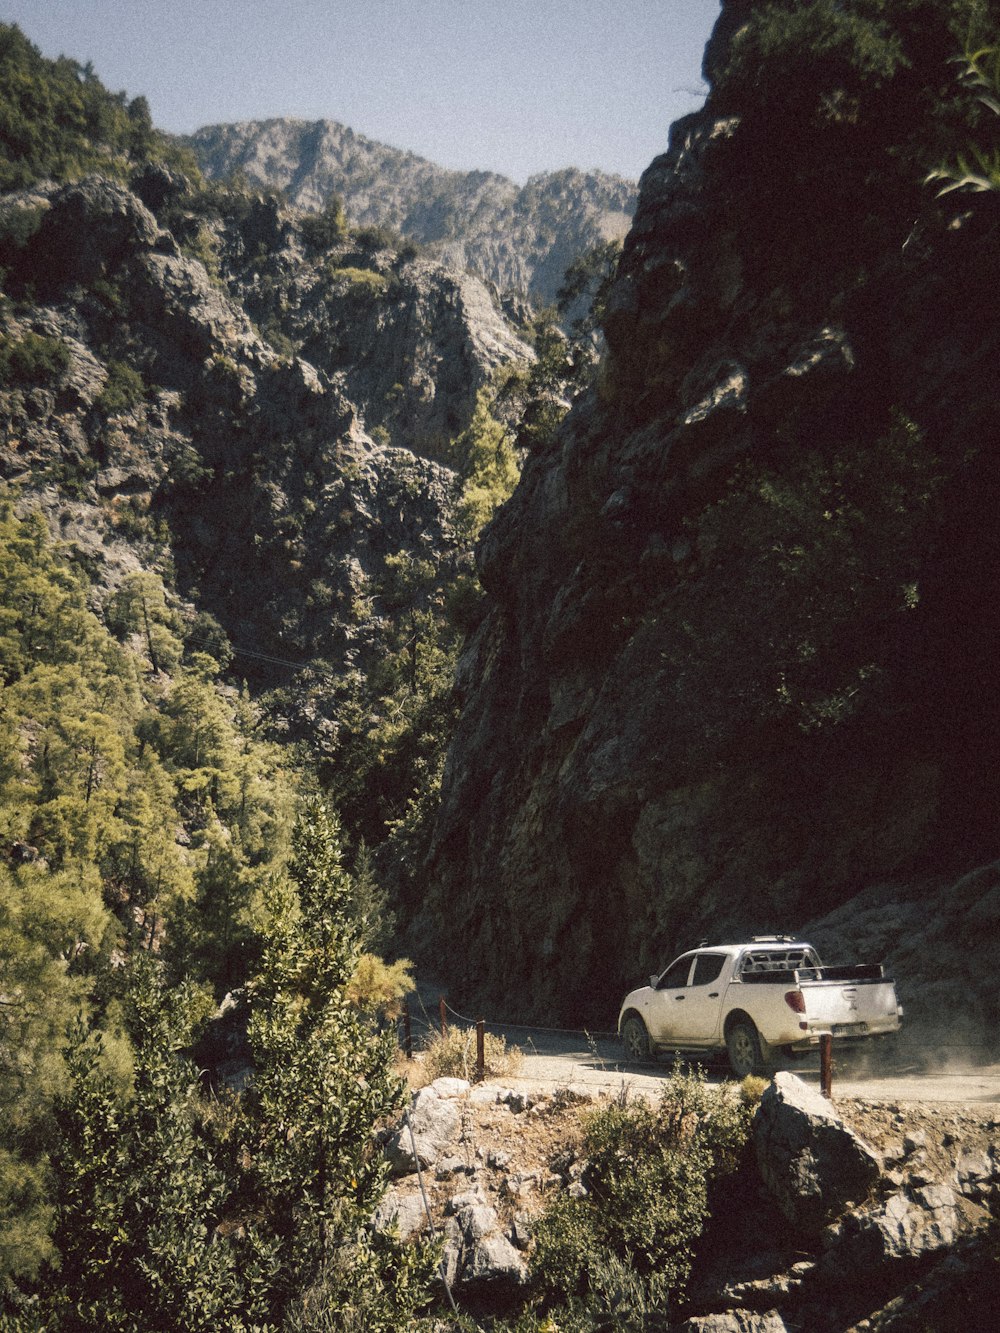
left=5, top=0, right=721, bottom=183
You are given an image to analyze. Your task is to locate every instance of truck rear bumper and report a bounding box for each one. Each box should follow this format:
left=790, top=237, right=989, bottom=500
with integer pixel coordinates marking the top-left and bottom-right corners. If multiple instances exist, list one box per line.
left=786, top=1022, right=901, bottom=1053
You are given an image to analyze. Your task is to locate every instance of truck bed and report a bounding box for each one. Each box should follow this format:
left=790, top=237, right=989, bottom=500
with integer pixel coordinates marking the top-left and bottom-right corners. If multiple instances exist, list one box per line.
left=739, top=963, right=890, bottom=985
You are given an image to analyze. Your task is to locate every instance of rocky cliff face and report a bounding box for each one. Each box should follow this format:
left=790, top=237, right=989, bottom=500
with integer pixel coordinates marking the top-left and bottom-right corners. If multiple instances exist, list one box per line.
left=0, top=174, right=528, bottom=683
left=375, top=1072, right=1000, bottom=1330
left=210, top=190, right=530, bottom=458
left=183, top=119, right=637, bottom=305
left=421, top=1, right=1000, bottom=1027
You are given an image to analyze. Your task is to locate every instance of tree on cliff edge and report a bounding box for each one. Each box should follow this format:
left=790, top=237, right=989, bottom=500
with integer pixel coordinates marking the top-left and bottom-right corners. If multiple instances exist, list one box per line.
left=245, top=798, right=435, bottom=1329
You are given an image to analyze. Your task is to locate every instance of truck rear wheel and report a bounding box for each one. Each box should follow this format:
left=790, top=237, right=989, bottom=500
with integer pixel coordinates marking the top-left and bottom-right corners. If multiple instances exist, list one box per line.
left=621, top=1014, right=653, bottom=1064
left=726, top=1019, right=765, bottom=1078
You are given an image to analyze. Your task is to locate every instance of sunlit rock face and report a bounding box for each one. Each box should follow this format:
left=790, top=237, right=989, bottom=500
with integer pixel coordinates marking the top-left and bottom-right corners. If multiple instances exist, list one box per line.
left=0, top=173, right=529, bottom=686
left=184, top=117, right=637, bottom=306
left=421, top=0, right=1000, bottom=1025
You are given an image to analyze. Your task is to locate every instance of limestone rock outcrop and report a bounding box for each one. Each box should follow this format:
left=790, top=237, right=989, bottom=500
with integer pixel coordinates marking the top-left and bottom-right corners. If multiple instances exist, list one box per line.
left=754, top=1073, right=882, bottom=1236
left=1, top=168, right=530, bottom=703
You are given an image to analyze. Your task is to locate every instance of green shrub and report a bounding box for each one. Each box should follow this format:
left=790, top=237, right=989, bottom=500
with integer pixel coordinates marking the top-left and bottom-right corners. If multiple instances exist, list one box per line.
left=530, top=1068, right=754, bottom=1318
left=0, top=201, right=45, bottom=273
left=444, top=572, right=486, bottom=636
left=531, top=1195, right=597, bottom=1301
left=300, top=196, right=348, bottom=251
left=927, top=43, right=1000, bottom=194
left=88, top=276, right=127, bottom=316
left=326, top=265, right=390, bottom=296
left=96, top=360, right=146, bottom=416
left=352, top=224, right=400, bottom=252
left=179, top=223, right=221, bottom=281
left=713, top=0, right=906, bottom=126
left=261, top=322, right=298, bottom=359
left=395, top=237, right=421, bottom=263
left=0, top=330, right=70, bottom=386
left=344, top=953, right=414, bottom=1020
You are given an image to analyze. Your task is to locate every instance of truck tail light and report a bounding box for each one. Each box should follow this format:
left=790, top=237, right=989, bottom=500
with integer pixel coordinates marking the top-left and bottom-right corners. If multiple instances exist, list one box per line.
left=784, top=989, right=806, bottom=1014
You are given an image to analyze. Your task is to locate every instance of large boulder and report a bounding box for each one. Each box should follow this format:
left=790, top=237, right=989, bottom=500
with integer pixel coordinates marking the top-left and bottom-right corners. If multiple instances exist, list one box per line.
left=754, top=1073, right=882, bottom=1236
left=30, top=177, right=159, bottom=291
left=384, top=1079, right=470, bottom=1175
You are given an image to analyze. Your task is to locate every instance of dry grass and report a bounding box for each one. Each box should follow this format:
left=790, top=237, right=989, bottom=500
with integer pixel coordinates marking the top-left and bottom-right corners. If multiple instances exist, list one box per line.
left=415, top=1026, right=524, bottom=1084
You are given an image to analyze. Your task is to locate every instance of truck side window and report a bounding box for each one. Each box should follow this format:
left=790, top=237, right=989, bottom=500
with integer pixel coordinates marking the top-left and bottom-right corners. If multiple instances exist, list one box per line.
left=657, top=957, right=693, bottom=989
left=691, top=954, right=726, bottom=986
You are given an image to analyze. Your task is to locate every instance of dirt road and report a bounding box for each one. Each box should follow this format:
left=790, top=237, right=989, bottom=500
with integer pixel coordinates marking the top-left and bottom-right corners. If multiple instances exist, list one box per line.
left=489, top=1025, right=1000, bottom=1106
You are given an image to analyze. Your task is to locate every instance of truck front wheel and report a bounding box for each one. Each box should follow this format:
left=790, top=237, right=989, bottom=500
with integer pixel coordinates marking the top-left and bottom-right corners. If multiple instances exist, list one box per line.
left=726, top=1019, right=765, bottom=1078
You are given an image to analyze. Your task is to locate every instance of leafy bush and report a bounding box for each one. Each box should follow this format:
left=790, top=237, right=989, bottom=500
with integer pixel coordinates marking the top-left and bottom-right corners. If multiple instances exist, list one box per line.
left=352, top=224, right=400, bottom=253
left=713, top=0, right=906, bottom=127
left=327, top=265, right=390, bottom=296
left=927, top=43, right=1000, bottom=194
left=300, top=196, right=348, bottom=251
left=180, top=222, right=222, bottom=281
left=0, top=331, right=70, bottom=386
left=0, top=201, right=45, bottom=277
left=530, top=1069, right=754, bottom=1320
left=420, top=1026, right=524, bottom=1082
left=344, top=953, right=414, bottom=1019
left=95, top=360, right=146, bottom=416
left=704, top=0, right=997, bottom=281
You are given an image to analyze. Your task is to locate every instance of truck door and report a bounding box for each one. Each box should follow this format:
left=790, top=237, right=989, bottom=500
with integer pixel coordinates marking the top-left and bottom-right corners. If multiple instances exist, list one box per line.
left=681, top=953, right=729, bottom=1041
left=646, top=954, right=695, bottom=1043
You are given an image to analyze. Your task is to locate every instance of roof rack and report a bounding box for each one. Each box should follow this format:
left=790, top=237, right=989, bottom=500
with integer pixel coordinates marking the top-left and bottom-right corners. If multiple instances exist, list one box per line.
left=750, top=934, right=797, bottom=943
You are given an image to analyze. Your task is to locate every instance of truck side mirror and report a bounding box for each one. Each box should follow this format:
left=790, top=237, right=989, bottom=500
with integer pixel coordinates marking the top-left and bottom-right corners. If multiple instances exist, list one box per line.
left=649, top=974, right=659, bottom=989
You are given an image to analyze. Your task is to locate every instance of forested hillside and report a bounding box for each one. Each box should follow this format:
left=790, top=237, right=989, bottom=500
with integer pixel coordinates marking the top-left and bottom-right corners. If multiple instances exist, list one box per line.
left=0, top=19, right=543, bottom=1322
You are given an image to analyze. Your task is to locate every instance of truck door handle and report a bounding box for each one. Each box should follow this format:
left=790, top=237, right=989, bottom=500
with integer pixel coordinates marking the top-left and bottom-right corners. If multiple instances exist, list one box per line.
left=675, top=995, right=685, bottom=1000
left=708, top=992, right=719, bottom=998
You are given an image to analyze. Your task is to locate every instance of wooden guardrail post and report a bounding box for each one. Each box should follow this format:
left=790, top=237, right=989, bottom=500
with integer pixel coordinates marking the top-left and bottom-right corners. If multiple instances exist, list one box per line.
left=820, top=1032, right=833, bottom=1098
left=439, top=996, right=448, bottom=1038
left=476, top=1018, right=485, bottom=1082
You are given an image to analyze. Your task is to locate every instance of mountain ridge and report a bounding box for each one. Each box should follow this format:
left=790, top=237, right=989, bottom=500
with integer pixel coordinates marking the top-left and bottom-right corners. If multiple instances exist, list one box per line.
left=182, top=116, right=637, bottom=305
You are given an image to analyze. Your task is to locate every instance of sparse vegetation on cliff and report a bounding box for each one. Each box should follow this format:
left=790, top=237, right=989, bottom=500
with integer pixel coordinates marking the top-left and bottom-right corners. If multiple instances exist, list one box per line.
left=528, top=1070, right=755, bottom=1326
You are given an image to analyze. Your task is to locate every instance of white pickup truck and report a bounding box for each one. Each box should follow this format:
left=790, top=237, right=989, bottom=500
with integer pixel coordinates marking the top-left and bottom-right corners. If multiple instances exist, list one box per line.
left=618, top=937, right=902, bottom=1078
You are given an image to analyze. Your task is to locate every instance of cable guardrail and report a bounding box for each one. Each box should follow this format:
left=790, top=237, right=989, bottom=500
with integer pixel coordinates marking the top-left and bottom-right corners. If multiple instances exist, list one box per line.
left=399, top=992, right=1000, bottom=1100
left=430, top=996, right=1000, bottom=1053
left=437, top=995, right=618, bottom=1041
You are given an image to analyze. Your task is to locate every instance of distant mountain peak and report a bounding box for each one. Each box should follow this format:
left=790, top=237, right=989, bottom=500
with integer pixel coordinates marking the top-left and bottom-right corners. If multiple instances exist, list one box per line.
left=182, top=117, right=638, bottom=305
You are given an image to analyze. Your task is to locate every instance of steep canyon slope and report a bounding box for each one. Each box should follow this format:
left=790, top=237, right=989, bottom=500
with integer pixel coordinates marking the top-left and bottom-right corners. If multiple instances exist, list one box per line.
left=0, top=172, right=528, bottom=681
left=422, top=0, right=1000, bottom=1032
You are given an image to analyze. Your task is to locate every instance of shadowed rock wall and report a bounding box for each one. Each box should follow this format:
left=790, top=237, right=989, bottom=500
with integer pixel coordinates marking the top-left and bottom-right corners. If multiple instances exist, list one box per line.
left=421, top=1, right=1000, bottom=1025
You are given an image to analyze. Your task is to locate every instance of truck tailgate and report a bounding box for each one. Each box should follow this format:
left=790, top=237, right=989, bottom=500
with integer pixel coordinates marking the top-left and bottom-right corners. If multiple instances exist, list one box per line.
left=801, top=978, right=899, bottom=1034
